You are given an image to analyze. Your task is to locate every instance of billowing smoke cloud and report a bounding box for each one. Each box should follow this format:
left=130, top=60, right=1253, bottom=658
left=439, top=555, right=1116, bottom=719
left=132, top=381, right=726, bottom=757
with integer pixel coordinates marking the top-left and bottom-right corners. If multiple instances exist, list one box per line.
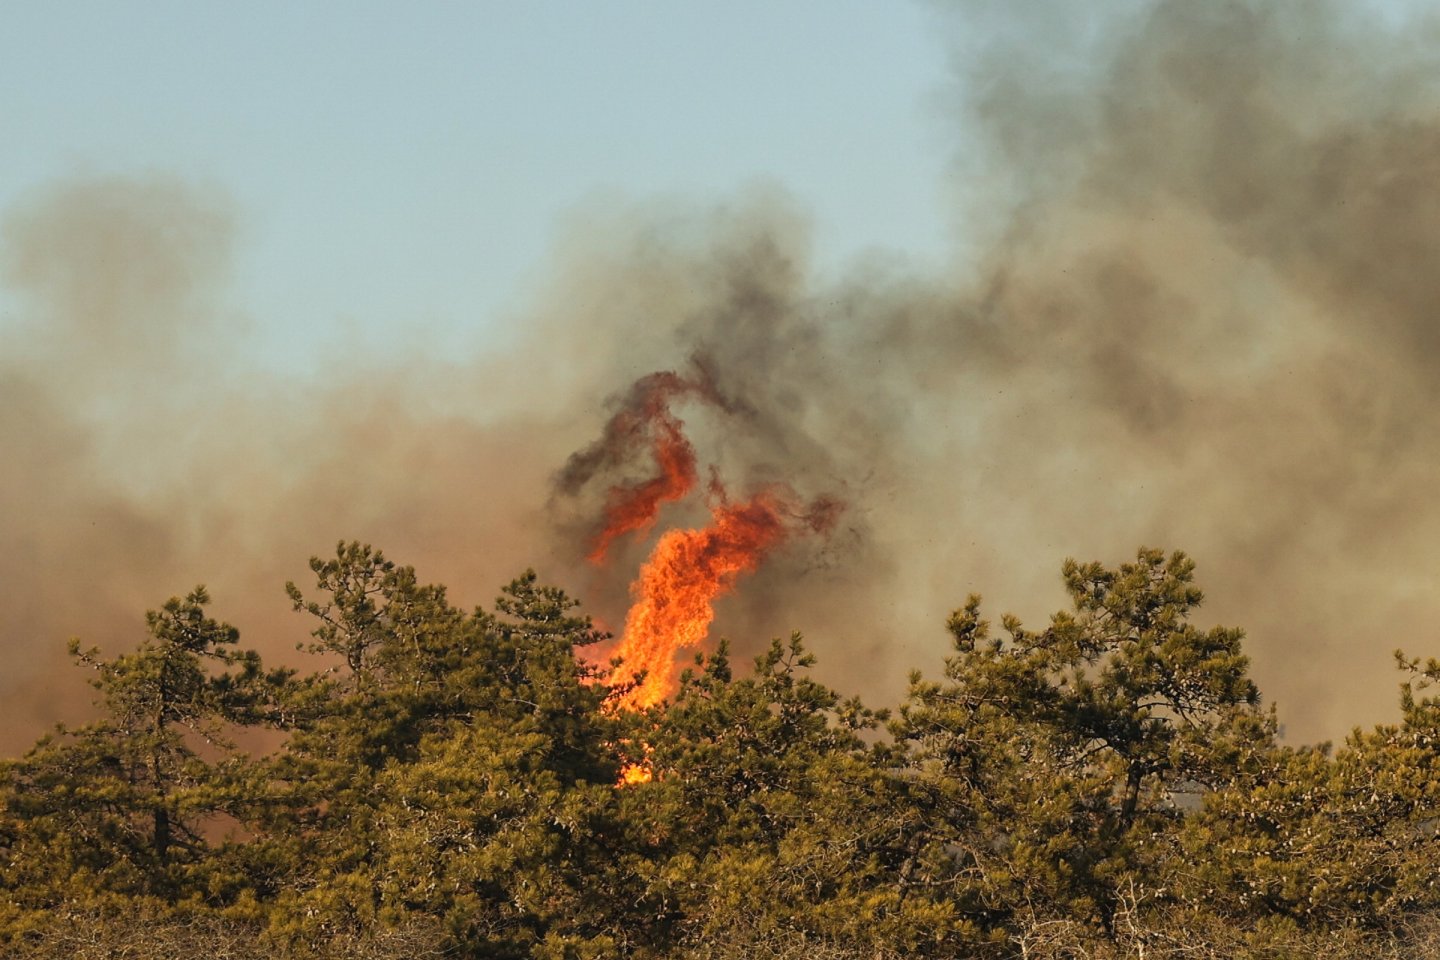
left=5, top=0, right=1440, bottom=748
left=0, top=176, right=598, bottom=752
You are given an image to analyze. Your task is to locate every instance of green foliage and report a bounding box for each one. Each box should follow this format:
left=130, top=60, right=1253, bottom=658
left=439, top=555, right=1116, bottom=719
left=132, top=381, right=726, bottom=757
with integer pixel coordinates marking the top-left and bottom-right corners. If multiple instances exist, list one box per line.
left=1180, top=651, right=1440, bottom=932
left=261, top=544, right=622, bottom=957
left=892, top=548, right=1276, bottom=945
left=622, top=635, right=935, bottom=958
left=0, top=588, right=272, bottom=916
left=8, top=541, right=1440, bottom=959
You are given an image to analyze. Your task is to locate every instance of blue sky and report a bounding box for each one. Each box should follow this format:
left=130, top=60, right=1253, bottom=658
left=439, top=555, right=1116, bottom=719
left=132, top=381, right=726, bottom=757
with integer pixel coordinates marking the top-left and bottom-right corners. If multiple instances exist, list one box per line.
left=1, top=2, right=952, bottom=370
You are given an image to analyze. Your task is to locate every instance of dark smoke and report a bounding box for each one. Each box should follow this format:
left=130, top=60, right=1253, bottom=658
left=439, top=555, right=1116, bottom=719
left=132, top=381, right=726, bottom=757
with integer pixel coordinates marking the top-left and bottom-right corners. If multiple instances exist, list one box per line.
left=5, top=0, right=1440, bottom=747
left=555, top=367, right=747, bottom=563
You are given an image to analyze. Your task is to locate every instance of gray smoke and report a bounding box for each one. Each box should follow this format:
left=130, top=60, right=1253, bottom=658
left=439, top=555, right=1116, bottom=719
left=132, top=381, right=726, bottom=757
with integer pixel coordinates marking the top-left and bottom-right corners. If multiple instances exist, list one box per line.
left=4, top=0, right=1439, bottom=748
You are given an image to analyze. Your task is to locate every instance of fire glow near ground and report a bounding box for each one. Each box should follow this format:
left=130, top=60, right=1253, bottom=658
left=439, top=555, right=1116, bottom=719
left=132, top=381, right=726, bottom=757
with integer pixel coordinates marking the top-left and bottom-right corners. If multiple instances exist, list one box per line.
left=6, top=0, right=1440, bottom=749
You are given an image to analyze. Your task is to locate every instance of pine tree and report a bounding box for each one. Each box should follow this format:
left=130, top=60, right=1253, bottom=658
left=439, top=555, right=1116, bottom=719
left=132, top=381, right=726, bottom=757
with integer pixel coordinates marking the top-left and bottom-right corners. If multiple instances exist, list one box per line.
left=1180, top=649, right=1440, bottom=935
left=263, top=544, right=624, bottom=957
left=620, top=635, right=939, bottom=959
left=0, top=587, right=275, bottom=924
left=894, top=548, right=1276, bottom=947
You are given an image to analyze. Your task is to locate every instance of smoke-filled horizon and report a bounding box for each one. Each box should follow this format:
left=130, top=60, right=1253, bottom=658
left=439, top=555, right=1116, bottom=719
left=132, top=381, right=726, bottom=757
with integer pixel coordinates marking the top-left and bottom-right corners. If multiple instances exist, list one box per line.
left=4, top=0, right=1439, bottom=748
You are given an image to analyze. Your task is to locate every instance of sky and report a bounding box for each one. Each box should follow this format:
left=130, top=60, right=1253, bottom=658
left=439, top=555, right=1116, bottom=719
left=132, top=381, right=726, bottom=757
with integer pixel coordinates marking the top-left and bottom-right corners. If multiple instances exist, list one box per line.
left=0, top=1, right=951, bottom=372
left=5, top=0, right=1440, bottom=750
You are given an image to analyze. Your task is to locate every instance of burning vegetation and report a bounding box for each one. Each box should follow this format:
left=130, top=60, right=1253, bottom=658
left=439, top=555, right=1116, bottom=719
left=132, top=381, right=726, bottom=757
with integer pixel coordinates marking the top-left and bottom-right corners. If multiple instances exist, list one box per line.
left=4, top=542, right=1440, bottom=960
left=561, top=368, right=841, bottom=711
left=604, top=485, right=838, bottom=711
left=4, top=326, right=1440, bottom=957
left=11, top=0, right=1440, bottom=957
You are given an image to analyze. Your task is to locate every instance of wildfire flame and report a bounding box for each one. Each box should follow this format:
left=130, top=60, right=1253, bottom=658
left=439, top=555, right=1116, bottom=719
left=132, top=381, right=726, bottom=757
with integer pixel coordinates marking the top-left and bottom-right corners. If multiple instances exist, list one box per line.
left=606, top=490, right=788, bottom=709
left=565, top=367, right=841, bottom=731
left=557, top=370, right=726, bottom=563
left=597, top=478, right=842, bottom=710
left=588, top=410, right=695, bottom=564
left=620, top=763, right=653, bottom=785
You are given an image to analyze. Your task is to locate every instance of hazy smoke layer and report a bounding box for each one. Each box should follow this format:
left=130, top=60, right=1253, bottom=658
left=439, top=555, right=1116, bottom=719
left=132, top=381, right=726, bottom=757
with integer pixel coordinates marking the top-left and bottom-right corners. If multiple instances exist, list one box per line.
left=4, top=0, right=1440, bottom=747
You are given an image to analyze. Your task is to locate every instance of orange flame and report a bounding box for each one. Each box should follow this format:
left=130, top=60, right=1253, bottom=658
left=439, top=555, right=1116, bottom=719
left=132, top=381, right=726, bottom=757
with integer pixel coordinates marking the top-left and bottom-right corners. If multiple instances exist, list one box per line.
left=559, top=370, right=725, bottom=564
left=563, top=368, right=842, bottom=781
left=620, top=763, right=653, bottom=785
left=587, top=413, right=696, bottom=563
left=605, top=488, right=838, bottom=711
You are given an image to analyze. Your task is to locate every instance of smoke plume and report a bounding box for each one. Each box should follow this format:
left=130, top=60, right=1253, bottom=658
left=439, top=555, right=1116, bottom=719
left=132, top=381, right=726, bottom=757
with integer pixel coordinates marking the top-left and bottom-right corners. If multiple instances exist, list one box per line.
left=4, top=0, right=1440, bottom=746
